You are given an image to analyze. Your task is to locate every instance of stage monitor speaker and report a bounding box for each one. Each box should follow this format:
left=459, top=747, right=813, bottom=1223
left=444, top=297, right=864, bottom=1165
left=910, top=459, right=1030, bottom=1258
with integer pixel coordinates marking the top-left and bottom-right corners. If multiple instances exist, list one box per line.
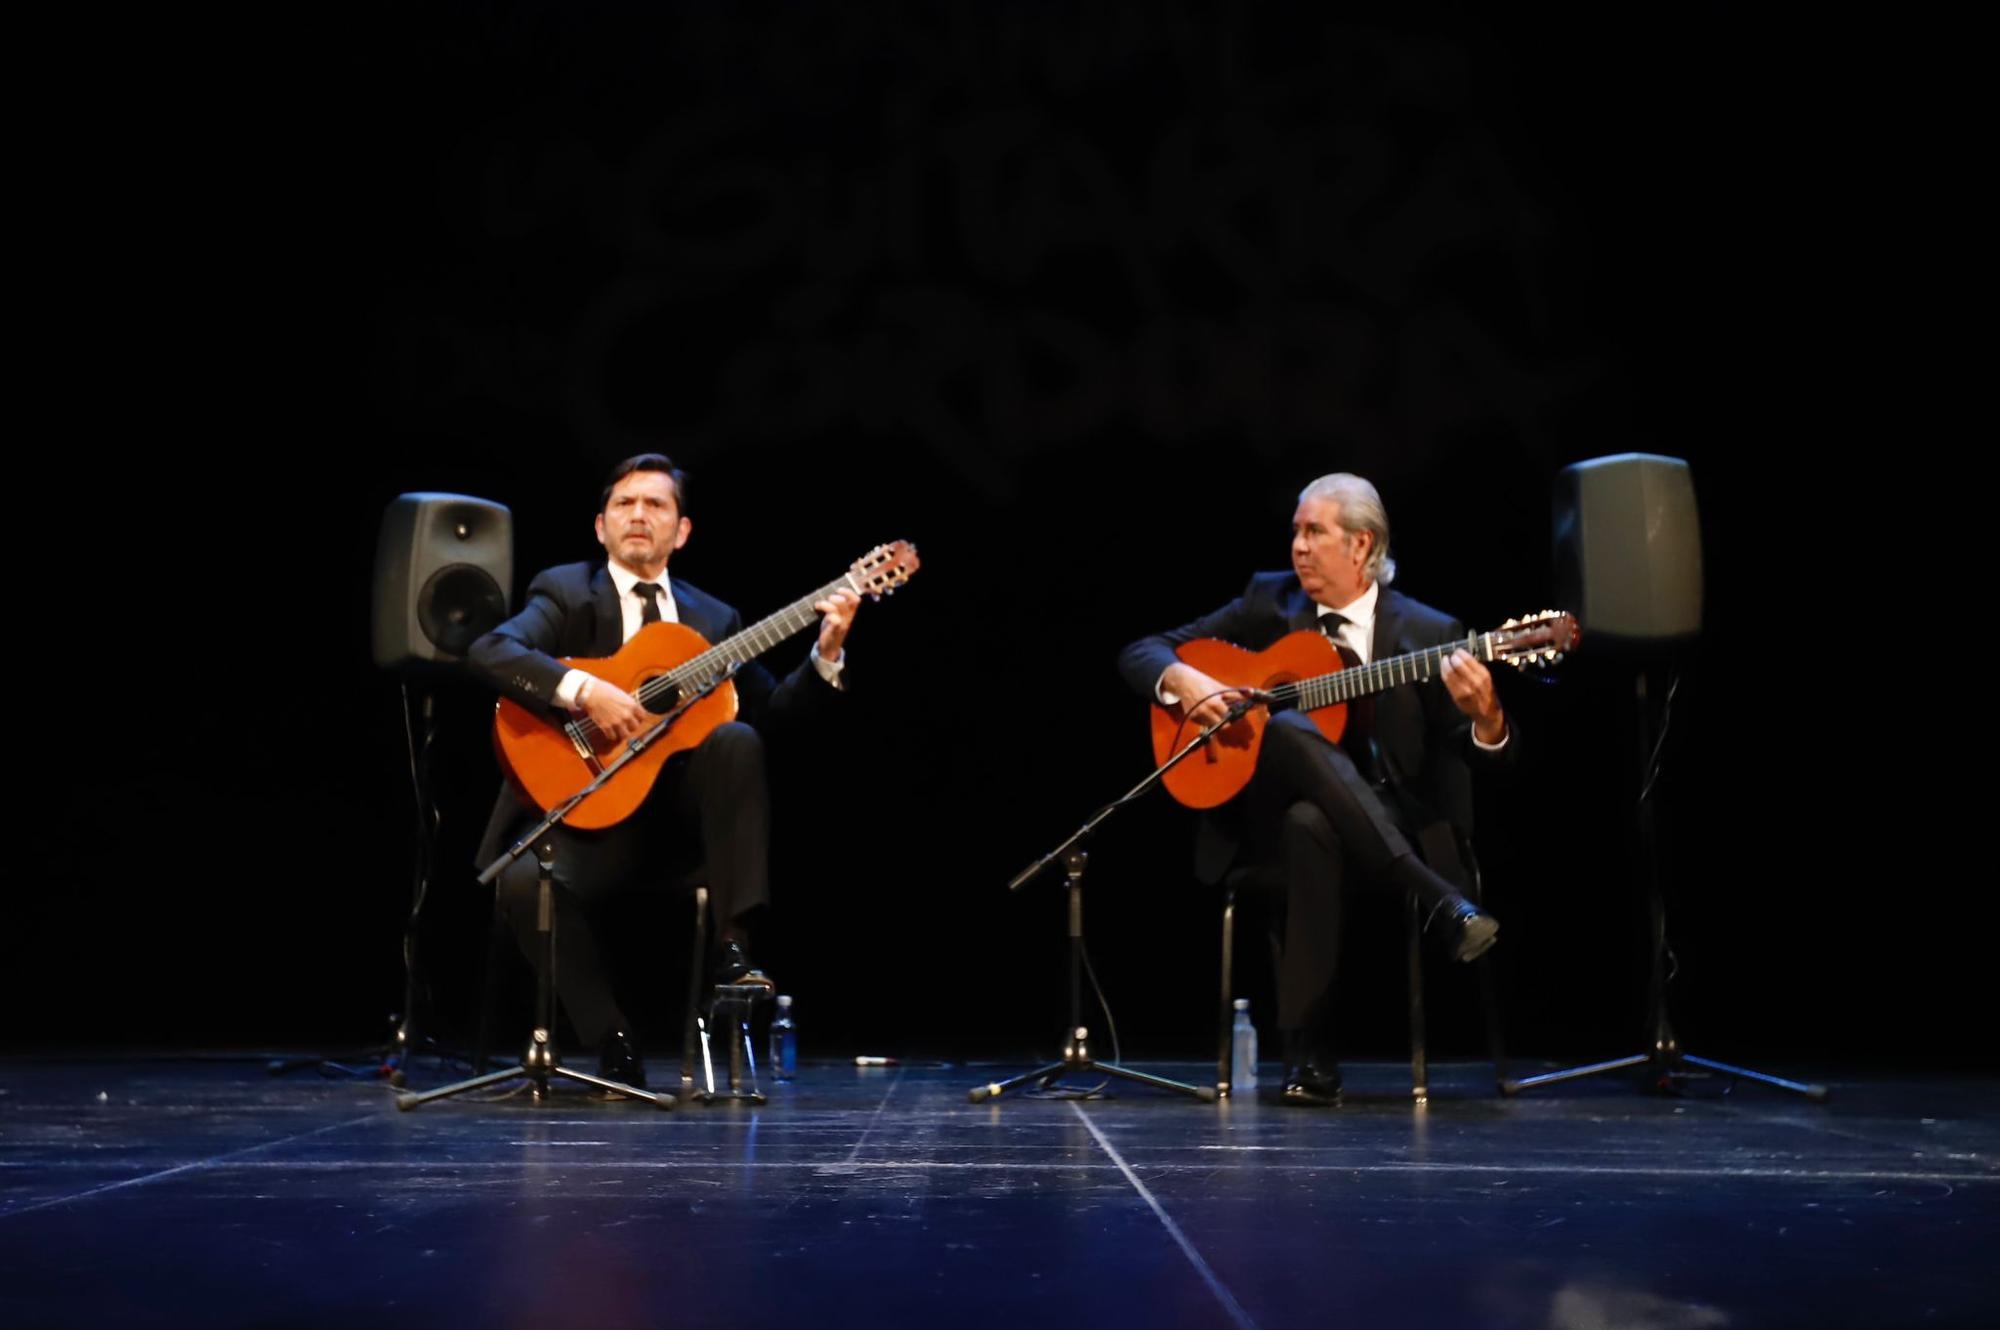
left=372, top=492, right=513, bottom=667
left=1553, top=453, right=1702, bottom=643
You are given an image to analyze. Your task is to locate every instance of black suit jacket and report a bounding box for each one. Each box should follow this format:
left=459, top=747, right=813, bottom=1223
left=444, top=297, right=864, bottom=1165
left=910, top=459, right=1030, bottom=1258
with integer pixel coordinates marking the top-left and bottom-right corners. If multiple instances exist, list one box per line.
left=466, top=560, right=837, bottom=862
left=1118, top=571, right=1517, bottom=884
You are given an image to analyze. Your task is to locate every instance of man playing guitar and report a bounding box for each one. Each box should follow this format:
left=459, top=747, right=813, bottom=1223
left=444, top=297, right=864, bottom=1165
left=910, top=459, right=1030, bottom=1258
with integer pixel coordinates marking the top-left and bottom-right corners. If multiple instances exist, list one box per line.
left=1119, top=473, right=1518, bottom=1107
left=468, top=453, right=861, bottom=1089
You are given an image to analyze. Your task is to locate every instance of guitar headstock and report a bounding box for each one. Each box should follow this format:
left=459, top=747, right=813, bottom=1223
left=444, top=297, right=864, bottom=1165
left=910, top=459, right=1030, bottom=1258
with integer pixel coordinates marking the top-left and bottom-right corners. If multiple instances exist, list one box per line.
left=849, top=540, right=921, bottom=599
left=1491, top=611, right=1579, bottom=671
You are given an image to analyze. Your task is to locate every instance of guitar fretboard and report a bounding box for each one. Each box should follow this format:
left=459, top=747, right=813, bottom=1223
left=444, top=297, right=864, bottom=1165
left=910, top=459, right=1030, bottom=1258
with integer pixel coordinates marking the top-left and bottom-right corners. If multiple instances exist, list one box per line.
left=1271, top=633, right=1492, bottom=711
left=634, top=573, right=856, bottom=704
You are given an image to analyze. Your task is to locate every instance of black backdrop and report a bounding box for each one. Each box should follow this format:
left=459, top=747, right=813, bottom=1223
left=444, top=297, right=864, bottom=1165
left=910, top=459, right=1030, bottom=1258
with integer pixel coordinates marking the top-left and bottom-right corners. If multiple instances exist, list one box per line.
left=20, top=4, right=1975, bottom=1069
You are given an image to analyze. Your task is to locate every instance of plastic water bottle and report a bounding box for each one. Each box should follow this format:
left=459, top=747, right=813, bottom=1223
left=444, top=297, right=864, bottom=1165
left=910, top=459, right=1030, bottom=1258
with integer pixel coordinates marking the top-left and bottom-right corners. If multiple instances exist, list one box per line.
left=1229, top=998, right=1258, bottom=1092
left=769, top=994, right=797, bottom=1080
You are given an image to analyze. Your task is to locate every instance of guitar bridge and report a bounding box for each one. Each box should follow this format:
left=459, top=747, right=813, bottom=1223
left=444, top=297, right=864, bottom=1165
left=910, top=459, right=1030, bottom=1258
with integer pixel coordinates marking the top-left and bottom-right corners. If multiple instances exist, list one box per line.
left=564, top=720, right=606, bottom=775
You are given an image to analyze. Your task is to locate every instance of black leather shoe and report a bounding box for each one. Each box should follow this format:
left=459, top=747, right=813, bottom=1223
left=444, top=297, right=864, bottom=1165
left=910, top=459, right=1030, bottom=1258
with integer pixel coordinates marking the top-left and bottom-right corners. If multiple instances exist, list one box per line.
left=1430, top=896, right=1500, bottom=963
left=1277, top=1060, right=1344, bottom=1107
left=711, top=938, right=775, bottom=991
left=1394, top=857, right=1500, bottom=964
left=597, top=1031, right=646, bottom=1088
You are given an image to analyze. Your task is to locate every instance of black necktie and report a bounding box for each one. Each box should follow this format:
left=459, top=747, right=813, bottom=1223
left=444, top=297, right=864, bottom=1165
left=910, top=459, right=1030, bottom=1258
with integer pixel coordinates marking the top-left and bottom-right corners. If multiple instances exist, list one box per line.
left=635, top=582, right=665, bottom=625
left=1321, top=614, right=1377, bottom=773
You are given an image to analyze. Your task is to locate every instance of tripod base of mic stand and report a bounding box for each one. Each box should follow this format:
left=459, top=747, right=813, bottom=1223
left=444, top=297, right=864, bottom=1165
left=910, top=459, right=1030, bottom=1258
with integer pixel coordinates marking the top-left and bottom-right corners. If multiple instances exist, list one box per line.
left=396, top=1028, right=675, bottom=1112
left=1501, top=1046, right=1828, bottom=1102
left=968, top=1028, right=1218, bottom=1104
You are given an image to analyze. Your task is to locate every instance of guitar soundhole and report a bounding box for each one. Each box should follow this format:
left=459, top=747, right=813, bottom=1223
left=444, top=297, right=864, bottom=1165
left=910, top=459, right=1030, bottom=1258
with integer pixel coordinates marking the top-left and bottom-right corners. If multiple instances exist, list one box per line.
left=637, top=672, right=680, bottom=714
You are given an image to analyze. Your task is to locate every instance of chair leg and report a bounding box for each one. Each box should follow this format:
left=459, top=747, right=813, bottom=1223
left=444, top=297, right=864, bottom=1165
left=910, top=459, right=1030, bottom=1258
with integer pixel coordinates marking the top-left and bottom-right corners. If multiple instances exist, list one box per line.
left=681, top=887, right=709, bottom=1097
left=1461, top=849, right=1509, bottom=1090
left=1217, top=891, right=1236, bottom=1096
left=1475, top=949, right=1508, bottom=1091
left=1406, top=890, right=1427, bottom=1103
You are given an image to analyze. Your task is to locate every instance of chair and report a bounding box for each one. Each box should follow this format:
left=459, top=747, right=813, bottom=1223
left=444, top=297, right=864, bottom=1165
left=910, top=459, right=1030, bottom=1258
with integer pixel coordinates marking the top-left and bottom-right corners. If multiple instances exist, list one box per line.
left=471, top=879, right=772, bottom=1104
left=1215, top=833, right=1507, bottom=1102
left=680, top=887, right=773, bottom=1105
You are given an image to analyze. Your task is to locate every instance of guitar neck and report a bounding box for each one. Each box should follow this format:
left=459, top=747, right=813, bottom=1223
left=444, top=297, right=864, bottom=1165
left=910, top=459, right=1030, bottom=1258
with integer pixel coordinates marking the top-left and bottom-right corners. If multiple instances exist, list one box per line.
left=1273, top=633, right=1491, bottom=712
left=664, top=574, right=853, bottom=687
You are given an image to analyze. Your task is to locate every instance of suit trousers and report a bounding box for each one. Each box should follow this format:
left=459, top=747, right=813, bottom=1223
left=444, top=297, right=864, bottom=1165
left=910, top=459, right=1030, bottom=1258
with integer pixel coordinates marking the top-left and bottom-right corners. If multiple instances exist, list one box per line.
left=1243, top=712, right=1444, bottom=1039
left=493, top=721, right=770, bottom=1048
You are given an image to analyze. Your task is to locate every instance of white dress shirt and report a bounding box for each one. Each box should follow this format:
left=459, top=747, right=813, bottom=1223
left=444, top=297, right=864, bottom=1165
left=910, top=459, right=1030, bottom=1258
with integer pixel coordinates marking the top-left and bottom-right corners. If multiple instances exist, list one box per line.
left=1315, top=579, right=1379, bottom=664
left=1319, top=581, right=1504, bottom=751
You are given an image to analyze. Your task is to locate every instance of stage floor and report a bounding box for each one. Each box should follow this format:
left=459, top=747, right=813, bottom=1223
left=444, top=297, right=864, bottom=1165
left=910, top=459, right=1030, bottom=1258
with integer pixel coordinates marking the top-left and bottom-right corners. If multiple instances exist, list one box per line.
left=2, top=1054, right=1994, bottom=1328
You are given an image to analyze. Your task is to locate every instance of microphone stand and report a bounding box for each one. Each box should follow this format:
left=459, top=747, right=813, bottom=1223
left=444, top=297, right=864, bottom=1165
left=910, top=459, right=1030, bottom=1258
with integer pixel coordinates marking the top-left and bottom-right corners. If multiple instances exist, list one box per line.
left=397, top=669, right=738, bottom=1111
left=969, top=697, right=1268, bottom=1105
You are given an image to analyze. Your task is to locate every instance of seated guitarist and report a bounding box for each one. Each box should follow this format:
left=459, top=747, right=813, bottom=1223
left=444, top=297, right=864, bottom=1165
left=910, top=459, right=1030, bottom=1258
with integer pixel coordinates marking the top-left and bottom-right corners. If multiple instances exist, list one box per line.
left=1118, top=473, right=1515, bottom=1106
left=468, top=453, right=859, bottom=1087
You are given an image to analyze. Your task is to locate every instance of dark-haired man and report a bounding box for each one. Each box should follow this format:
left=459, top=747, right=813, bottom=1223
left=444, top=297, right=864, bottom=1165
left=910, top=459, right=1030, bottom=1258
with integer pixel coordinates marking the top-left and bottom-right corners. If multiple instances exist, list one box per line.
left=469, top=454, right=858, bottom=1085
left=1119, top=473, right=1514, bottom=1106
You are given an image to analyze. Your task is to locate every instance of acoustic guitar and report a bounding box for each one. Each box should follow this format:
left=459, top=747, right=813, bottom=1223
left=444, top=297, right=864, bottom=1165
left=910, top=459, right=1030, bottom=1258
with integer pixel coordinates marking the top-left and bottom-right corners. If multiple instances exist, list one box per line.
left=494, top=541, right=920, bottom=829
left=1150, top=610, right=1578, bottom=808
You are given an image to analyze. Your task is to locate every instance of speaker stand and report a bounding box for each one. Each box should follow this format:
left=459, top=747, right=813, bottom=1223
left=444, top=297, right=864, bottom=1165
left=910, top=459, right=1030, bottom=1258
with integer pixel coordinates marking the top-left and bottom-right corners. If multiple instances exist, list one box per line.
left=1503, top=668, right=1827, bottom=1102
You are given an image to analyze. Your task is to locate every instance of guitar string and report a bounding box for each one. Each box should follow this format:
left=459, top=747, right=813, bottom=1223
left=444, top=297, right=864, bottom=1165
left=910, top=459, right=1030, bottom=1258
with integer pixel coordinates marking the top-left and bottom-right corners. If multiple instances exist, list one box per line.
left=565, top=566, right=903, bottom=745
left=1229, top=620, right=1559, bottom=712
left=569, top=586, right=839, bottom=744
left=1263, top=636, right=1489, bottom=710
left=1168, top=636, right=1494, bottom=751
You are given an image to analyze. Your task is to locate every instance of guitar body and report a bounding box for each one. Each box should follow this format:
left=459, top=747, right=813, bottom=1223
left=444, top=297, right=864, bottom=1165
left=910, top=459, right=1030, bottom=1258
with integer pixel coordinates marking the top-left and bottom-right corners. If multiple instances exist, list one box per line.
left=1150, top=630, right=1347, bottom=809
left=493, top=621, right=739, bottom=830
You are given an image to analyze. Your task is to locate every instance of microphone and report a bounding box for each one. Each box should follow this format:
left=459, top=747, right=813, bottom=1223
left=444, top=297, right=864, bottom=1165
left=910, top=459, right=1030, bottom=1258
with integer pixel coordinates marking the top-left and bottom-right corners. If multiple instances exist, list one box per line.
left=1218, top=689, right=1277, bottom=724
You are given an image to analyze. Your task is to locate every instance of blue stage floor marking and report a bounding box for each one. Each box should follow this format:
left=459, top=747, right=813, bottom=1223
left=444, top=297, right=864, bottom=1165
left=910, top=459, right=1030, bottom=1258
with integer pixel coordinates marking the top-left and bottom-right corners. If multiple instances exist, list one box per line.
left=0, top=1112, right=382, bottom=1220
left=1071, top=1101, right=1262, bottom=1330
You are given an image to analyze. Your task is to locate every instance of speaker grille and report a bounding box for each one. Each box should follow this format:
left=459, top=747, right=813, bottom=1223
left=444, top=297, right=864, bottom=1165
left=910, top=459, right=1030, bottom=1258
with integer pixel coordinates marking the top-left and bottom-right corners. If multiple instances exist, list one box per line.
left=417, top=564, right=509, bottom=657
